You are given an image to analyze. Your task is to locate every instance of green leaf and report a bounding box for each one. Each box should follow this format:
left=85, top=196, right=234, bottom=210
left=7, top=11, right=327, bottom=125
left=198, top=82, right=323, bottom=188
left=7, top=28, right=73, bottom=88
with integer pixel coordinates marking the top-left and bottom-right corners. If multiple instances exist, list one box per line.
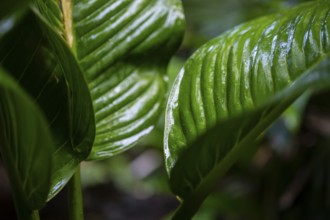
left=33, top=0, right=185, bottom=159
left=32, top=0, right=65, bottom=37
left=0, top=68, right=53, bottom=214
left=0, top=8, right=95, bottom=199
left=71, top=0, right=185, bottom=159
left=164, top=1, right=330, bottom=217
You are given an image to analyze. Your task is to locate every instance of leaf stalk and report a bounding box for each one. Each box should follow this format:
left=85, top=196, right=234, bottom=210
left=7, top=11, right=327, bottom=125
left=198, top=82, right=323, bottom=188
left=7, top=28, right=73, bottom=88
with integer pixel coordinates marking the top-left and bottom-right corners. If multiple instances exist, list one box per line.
left=67, top=165, right=84, bottom=220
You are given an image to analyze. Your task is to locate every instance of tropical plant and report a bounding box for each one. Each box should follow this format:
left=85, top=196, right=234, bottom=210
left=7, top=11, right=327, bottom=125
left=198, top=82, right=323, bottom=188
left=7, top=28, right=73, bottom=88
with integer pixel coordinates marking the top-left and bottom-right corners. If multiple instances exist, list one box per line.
left=1, top=0, right=330, bottom=220
left=0, top=0, right=183, bottom=219
left=164, top=0, right=330, bottom=218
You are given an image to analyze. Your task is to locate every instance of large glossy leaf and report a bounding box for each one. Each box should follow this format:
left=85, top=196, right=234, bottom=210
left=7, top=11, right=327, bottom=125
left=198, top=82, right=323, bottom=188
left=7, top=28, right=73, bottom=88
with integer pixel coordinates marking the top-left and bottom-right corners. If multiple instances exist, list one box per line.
left=34, top=0, right=185, bottom=160
left=72, top=0, right=185, bottom=159
left=0, top=68, right=53, bottom=213
left=164, top=1, right=330, bottom=217
left=0, top=8, right=95, bottom=199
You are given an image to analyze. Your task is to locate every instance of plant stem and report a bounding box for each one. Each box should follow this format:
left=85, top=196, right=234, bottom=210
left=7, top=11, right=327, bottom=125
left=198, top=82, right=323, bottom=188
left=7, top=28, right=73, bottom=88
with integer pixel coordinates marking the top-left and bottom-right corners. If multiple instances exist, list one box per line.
left=61, top=0, right=73, bottom=48
left=32, top=210, right=40, bottom=220
left=67, top=165, right=84, bottom=220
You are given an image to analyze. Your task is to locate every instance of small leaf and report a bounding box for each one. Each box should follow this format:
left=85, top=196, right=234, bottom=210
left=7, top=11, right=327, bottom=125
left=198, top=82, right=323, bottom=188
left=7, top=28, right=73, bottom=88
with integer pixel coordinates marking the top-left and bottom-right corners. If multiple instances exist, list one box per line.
left=71, top=0, right=185, bottom=159
left=0, top=68, right=53, bottom=210
left=164, top=0, right=330, bottom=216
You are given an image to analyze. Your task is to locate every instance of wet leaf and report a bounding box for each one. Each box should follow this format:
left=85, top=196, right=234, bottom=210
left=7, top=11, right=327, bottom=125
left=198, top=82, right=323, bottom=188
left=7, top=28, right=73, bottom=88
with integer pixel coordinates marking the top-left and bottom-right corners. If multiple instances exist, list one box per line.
left=165, top=1, right=330, bottom=216
left=72, top=0, right=185, bottom=159
left=34, top=0, right=185, bottom=160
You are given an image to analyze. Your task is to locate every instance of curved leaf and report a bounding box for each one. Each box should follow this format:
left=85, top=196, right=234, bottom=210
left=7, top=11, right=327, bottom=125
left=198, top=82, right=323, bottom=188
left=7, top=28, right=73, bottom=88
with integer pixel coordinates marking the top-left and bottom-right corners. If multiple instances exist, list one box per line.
left=0, top=8, right=95, bottom=199
left=33, top=0, right=185, bottom=159
left=164, top=1, right=330, bottom=216
left=71, top=0, right=185, bottom=159
left=0, top=68, right=53, bottom=213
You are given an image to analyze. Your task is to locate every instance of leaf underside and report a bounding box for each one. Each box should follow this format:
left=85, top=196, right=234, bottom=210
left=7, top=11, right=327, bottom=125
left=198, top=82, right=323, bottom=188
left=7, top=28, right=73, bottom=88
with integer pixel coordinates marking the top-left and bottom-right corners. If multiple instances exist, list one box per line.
left=165, top=1, right=330, bottom=200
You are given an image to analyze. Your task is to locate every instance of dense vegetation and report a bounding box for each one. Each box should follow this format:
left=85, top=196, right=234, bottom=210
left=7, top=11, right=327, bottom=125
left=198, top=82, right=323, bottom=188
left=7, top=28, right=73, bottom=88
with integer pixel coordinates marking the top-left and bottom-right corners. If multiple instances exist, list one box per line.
left=0, top=0, right=329, bottom=219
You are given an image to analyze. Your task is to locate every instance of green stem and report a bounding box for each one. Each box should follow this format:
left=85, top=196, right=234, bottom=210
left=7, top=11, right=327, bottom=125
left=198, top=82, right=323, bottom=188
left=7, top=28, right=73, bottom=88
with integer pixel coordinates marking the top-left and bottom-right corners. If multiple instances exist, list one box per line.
left=172, top=96, right=299, bottom=220
left=67, top=165, right=84, bottom=220
left=32, top=210, right=40, bottom=220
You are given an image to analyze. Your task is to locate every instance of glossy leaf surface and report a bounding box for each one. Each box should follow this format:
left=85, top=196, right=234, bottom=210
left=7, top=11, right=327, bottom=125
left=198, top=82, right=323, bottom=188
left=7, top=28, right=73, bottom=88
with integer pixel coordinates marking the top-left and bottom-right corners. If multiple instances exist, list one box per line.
left=165, top=0, right=330, bottom=207
left=0, top=9, right=95, bottom=199
left=71, top=0, right=185, bottom=159
left=33, top=0, right=185, bottom=159
left=0, top=68, right=52, bottom=210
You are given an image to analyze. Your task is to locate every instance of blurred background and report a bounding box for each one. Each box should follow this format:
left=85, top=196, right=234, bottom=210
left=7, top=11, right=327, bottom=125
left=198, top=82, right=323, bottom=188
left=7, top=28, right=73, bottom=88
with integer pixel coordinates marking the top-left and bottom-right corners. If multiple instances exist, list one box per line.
left=2, top=0, right=330, bottom=219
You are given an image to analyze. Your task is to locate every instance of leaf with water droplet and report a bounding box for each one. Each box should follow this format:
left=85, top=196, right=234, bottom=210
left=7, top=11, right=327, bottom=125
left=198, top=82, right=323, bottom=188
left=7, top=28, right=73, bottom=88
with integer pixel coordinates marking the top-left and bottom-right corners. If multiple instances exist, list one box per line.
left=165, top=1, right=330, bottom=217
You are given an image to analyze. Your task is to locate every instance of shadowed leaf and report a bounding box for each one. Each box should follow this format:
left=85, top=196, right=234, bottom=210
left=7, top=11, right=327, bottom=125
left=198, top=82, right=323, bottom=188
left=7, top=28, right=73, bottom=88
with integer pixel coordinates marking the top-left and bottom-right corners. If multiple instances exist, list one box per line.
left=0, top=68, right=53, bottom=211
left=0, top=8, right=95, bottom=200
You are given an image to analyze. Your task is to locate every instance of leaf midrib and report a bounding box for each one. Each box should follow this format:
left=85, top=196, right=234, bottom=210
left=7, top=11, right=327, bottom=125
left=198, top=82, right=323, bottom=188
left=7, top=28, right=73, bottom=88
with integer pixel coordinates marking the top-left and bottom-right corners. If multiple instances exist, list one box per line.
left=61, top=0, right=74, bottom=49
